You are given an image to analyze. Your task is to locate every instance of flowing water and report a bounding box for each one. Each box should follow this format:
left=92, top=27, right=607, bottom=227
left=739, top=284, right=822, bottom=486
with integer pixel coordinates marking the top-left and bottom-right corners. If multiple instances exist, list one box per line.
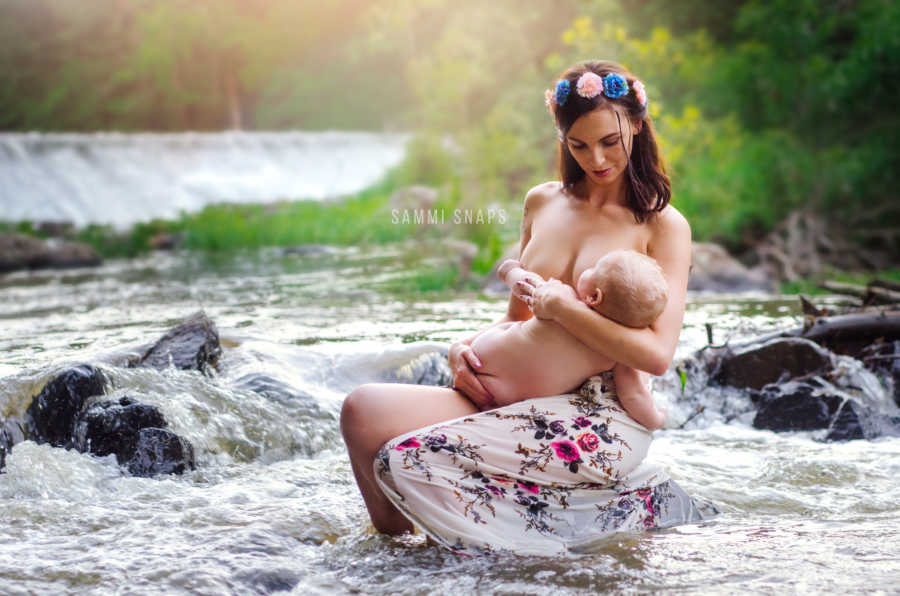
left=1, top=244, right=898, bottom=595
left=0, top=131, right=409, bottom=227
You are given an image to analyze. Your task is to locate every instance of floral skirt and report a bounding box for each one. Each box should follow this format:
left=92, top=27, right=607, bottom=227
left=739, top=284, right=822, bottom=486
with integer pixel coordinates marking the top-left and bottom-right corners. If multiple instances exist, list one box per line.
left=374, top=371, right=717, bottom=555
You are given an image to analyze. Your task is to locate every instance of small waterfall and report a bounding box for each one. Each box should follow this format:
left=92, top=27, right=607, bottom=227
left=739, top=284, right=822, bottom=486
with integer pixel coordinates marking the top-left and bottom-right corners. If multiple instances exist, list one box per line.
left=0, top=131, right=409, bottom=228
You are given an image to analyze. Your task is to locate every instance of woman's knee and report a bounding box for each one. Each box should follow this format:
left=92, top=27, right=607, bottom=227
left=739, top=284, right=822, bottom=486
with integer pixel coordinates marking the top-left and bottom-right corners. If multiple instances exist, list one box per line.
left=340, top=383, right=378, bottom=435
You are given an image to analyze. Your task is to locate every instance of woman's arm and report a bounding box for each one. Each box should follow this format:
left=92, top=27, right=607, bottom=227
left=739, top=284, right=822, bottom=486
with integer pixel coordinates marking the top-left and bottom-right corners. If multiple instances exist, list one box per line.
left=523, top=208, right=691, bottom=376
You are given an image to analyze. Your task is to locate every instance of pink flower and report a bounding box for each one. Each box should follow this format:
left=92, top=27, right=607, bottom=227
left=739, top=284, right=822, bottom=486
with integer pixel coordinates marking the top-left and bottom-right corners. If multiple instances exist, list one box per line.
left=544, top=88, right=554, bottom=107
left=485, top=484, right=504, bottom=498
left=516, top=480, right=540, bottom=494
left=633, top=80, right=648, bottom=106
left=550, top=440, right=580, bottom=462
left=394, top=437, right=420, bottom=450
left=576, top=72, right=604, bottom=98
left=573, top=416, right=592, bottom=428
left=576, top=432, right=600, bottom=453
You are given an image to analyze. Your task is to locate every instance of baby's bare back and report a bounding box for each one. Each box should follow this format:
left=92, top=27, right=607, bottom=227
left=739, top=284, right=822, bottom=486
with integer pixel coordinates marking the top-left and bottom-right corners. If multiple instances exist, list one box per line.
left=470, top=318, right=615, bottom=407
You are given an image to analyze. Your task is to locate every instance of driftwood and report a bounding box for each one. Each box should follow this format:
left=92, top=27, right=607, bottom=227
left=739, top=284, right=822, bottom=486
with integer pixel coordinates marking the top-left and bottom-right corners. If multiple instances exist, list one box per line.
left=707, top=302, right=900, bottom=360
left=819, top=280, right=900, bottom=306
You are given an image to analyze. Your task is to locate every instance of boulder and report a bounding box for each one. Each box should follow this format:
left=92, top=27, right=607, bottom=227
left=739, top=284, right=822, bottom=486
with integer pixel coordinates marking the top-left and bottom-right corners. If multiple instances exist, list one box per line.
left=24, top=365, right=107, bottom=447
left=751, top=380, right=843, bottom=431
left=389, top=351, right=453, bottom=387
left=689, top=242, right=774, bottom=293
left=127, top=428, right=195, bottom=476
left=135, top=311, right=221, bottom=372
left=34, top=238, right=102, bottom=269
left=8, top=361, right=198, bottom=477
left=73, top=397, right=168, bottom=463
left=0, top=232, right=101, bottom=273
left=712, top=337, right=833, bottom=391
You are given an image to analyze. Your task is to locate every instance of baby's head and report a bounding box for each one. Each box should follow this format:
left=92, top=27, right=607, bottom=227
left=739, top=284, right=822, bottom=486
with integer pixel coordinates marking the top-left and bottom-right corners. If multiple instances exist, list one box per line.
left=576, top=249, right=668, bottom=328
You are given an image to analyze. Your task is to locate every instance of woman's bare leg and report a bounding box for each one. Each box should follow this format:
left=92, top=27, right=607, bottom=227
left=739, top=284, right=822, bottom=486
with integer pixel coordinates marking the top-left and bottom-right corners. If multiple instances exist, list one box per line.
left=340, top=383, right=478, bottom=534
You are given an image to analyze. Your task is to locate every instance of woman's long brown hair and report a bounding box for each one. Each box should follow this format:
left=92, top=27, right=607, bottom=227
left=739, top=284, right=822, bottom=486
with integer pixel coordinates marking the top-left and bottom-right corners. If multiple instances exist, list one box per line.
left=550, top=60, right=671, bottom=222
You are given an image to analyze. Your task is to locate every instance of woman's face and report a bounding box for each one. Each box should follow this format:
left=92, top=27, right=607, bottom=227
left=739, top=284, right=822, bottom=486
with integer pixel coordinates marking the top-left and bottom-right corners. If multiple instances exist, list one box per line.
left=564, top=106, right=641, bottom=186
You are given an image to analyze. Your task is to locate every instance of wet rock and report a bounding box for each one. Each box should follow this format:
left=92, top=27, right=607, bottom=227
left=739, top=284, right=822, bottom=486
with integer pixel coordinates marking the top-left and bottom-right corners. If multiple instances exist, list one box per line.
left=73, top=397, right=167, bottom=463
left=751, top=380, right=843, bottom=431
left=136, top=311, right=221, bottom=372
left=24, top=365, right=107, bottom=447
left=0, top=232, right=101, bottom=273
left=689, top=242, right=774, bottom=293
left=824, top=400, right=865, bottom=441
left=713, top=338, right=833, bottom=391
left=126, top=428, right=195, bottom=476
left=0, top=424, right=12, bottom=469
left=389, top=351, right=453, bottom=387
left=34, top=239, right=102, bottom=269
left=234, top=373, right=334, bottom=420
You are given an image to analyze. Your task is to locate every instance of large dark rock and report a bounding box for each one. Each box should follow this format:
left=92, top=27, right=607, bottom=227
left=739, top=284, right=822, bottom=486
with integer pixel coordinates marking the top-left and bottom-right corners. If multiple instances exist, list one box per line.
left=713, top=337, right=833, bottom=391
left=135, top=311, right=221, bottom=372
left=24, top=365, right=107, bottom=447
left=0, top=232, right=101, bottom=273
left=127, top=428, right=195, bottom=476
left=752, top=380, right=843, bottom=431
left=688, top=242, right=774, bottom=293
left=9, top=364, right=197, bottom=477
left=751, top=379, right=900, bottom=441
left=73, top=397, right=167, bottom=463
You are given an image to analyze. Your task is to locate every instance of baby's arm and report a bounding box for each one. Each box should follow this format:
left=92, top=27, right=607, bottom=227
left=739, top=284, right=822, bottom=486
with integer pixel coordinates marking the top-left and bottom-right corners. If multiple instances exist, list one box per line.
left=612, top=364, right=667, bottom=430
left=498, top=259, right=546, bottom=293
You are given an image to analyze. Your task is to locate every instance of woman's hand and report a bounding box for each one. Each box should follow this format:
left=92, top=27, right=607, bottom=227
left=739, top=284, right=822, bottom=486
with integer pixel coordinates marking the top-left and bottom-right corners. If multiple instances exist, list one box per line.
left=518, top=277, right=580, bottom=320
left=448, top=341, right=497, bottom=410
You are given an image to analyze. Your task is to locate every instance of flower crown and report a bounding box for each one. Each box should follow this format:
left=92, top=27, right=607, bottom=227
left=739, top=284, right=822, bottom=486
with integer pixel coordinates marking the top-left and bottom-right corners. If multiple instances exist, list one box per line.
left=544, top=72, right=648, bottom=110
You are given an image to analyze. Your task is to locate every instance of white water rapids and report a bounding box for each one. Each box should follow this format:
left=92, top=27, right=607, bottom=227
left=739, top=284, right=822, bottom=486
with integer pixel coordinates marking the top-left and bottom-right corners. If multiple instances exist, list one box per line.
left=1, top=247, right=899, bottom=594
left=0, top=131, right=409, bottom=227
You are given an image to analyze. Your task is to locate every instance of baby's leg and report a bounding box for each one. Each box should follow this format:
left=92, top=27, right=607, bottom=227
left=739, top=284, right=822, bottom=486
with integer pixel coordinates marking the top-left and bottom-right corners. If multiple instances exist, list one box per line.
left=613, top=363, right=666, bottom=430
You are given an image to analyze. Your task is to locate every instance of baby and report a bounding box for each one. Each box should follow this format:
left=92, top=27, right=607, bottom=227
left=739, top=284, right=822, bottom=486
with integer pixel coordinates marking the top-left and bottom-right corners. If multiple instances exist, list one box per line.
left=467, top=249, right=668, bottom=430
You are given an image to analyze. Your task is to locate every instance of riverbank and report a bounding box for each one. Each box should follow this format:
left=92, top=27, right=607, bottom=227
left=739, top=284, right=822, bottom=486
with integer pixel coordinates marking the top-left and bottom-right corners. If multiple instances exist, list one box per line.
left=2, top=166, right=897, bottom=294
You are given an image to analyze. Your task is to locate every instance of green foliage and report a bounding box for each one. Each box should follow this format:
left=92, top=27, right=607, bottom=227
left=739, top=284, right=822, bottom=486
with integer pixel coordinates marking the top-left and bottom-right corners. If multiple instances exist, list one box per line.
left=2, top=0, right=898, bottom=264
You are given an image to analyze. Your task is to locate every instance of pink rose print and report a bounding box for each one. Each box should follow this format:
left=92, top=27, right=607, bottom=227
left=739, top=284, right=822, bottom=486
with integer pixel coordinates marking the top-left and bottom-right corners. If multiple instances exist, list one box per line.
left=576, top=432, right=600, bottom=453
left=394, top=437, right=421, bottom=450
left=550, top=440, right=580, bottom=462
left=573, top=416, right=592, bottom=428
left=516, top=480, right=541, bottom=495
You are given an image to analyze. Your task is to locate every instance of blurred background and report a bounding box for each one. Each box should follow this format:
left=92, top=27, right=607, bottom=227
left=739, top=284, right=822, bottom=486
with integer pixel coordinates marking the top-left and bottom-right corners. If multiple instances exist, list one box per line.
left=1, top=0, right=898, bottom=288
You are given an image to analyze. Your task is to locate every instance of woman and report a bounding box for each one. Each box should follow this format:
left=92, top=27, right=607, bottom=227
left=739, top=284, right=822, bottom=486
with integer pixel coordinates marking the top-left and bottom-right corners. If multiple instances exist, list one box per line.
left=341, top=60, right=714, bottom=555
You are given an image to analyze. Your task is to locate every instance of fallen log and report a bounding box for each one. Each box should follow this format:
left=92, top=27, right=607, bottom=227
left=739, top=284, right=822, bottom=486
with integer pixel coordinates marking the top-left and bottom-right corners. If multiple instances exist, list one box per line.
left=819, top=280, right=900, bottom=306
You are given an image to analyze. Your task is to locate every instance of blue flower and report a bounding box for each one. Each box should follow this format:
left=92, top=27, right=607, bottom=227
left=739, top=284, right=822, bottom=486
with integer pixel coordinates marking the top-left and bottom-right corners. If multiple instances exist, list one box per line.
left=602, top=73, right=629, bottom=99
left=554, top=79, right=571, bottom=106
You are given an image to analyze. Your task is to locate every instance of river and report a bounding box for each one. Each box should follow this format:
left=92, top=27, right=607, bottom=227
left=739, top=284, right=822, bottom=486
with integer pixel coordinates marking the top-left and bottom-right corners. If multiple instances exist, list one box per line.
left=1, top=245, right=897, bottom=594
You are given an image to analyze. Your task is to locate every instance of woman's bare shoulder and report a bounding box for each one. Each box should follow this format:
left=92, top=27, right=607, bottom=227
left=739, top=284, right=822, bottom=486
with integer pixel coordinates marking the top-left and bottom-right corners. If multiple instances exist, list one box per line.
left=523, top=181, right=563, bottom=213
left=649, top=204, right=691, bottom=243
